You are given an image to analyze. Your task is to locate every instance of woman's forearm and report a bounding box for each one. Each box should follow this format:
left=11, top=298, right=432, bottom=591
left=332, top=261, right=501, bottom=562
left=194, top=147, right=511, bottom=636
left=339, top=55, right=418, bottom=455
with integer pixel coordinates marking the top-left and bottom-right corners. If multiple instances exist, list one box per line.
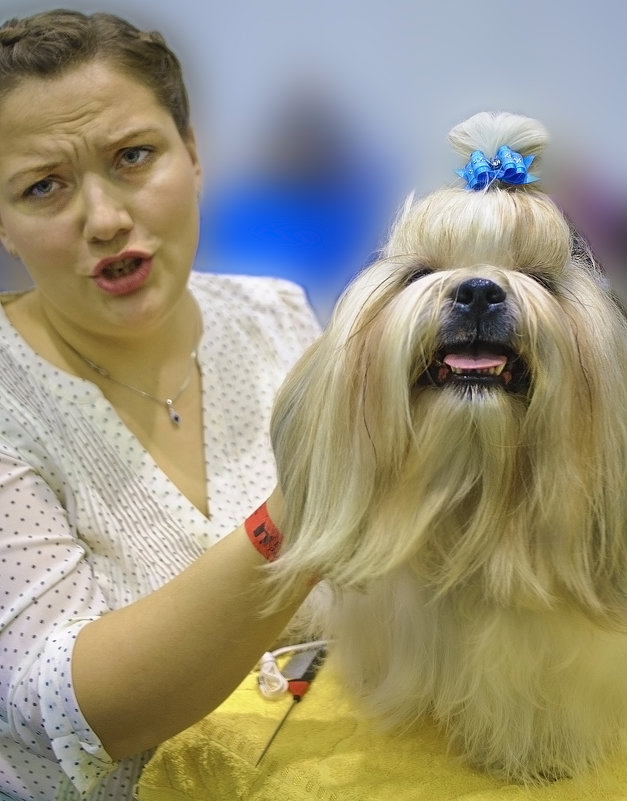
left=72, top=510, right=308, bottom=760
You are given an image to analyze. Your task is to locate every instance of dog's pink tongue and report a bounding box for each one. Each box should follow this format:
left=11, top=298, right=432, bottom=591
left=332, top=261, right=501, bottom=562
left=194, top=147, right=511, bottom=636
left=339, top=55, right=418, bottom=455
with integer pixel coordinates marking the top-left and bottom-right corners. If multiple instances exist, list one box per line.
left=443, top=352, right=507, bottom=370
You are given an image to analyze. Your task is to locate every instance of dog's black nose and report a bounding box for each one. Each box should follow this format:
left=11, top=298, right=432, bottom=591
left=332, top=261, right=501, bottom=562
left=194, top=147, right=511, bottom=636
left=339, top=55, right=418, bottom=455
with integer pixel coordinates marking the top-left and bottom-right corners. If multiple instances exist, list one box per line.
left=453, top=278, right=506, bottom=314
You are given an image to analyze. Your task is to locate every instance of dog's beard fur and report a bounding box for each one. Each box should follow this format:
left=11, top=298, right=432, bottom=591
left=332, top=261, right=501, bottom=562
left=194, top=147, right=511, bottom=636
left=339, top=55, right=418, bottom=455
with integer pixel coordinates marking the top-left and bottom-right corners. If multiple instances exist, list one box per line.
left=269, top=187, right=627, bottom=783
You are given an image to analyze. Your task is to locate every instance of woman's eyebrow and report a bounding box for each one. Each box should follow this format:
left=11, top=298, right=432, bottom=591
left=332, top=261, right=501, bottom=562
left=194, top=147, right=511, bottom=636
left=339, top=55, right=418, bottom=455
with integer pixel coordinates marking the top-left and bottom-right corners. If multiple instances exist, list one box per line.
left=101, top=126, right=162, bottom=147
left=7, top=160, right=63, bottom=187
left=6, top=128, right=163, bottom=186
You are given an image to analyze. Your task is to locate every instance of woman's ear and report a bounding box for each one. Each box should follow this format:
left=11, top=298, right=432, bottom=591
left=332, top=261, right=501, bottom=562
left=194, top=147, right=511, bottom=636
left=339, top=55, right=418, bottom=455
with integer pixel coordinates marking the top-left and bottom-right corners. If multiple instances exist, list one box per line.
left=183, top=126, right=203, bottom=198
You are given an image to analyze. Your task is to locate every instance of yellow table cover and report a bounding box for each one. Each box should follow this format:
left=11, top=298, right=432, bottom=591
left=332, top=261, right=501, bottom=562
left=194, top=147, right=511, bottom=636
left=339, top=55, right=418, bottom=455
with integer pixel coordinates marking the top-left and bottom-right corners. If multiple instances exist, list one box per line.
left=136, top=667, right=627, bottom=801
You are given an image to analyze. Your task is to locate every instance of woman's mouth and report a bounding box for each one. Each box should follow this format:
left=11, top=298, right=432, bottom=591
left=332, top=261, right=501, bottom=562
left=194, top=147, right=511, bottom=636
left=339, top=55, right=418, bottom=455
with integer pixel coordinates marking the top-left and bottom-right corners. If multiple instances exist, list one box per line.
left=91, top=254, right=153, bottom=295
left=100, top=257, right=144, bottom=279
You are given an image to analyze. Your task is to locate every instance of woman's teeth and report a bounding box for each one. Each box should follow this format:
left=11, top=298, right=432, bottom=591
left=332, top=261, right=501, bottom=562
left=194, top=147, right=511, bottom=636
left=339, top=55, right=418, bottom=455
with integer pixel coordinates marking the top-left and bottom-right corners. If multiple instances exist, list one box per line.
left=102, top=258, right=141, bottom=279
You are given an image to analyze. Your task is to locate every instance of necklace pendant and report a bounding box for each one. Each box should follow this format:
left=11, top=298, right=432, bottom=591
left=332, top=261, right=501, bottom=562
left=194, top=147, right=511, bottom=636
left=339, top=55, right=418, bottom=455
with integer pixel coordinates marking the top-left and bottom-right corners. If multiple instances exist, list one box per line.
left=63, top=331, right=197, bottom=425
left=165, top=399, right=181, bottom=426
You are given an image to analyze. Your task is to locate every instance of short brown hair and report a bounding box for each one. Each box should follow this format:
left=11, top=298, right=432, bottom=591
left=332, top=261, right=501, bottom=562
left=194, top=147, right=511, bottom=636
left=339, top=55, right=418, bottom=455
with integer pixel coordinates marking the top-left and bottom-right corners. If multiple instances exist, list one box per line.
left=0, top=9, right=190, bottom=134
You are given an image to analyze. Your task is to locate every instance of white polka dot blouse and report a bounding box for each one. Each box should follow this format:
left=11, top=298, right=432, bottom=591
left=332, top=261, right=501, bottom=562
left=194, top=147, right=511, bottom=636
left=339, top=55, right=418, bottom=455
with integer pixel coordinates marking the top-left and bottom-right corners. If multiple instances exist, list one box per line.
left=0, top=272, right=320, bottom=801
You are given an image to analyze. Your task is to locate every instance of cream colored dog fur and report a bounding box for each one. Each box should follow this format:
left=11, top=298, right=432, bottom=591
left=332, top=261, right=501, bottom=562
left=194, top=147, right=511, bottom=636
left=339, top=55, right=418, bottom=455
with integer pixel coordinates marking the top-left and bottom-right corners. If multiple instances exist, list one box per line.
left=269, top=112, right=627, bottom=783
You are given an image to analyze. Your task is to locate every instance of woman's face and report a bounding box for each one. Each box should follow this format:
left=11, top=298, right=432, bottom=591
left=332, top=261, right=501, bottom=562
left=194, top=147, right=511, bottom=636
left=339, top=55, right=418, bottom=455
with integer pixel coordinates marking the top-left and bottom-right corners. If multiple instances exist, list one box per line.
left=0, top=59, right=202, bottom=335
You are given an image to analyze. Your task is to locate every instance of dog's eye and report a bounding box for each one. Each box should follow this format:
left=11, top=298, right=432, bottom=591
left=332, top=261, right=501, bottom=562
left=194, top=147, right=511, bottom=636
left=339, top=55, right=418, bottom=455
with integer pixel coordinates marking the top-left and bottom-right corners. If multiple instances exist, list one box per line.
left=529, top=272, right=556, bottom=293
left=405, top=267, right=433, bottom=285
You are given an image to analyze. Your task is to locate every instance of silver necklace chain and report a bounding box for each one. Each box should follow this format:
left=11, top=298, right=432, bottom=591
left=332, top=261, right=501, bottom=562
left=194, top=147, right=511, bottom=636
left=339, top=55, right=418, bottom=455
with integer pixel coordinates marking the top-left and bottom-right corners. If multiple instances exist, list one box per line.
left=62, top=338, right=198, bottom=426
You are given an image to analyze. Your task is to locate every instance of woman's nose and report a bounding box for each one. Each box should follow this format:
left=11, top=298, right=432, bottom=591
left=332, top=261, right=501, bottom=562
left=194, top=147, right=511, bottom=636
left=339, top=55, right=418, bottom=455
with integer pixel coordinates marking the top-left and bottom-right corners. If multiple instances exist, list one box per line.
left=80, top=176, right=133, bottom=242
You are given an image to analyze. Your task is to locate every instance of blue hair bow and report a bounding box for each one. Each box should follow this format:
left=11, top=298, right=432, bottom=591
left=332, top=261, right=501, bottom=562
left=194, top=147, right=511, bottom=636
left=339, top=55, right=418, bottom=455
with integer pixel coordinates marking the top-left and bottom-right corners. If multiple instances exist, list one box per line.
left=457, top=146, right=538, bottom=190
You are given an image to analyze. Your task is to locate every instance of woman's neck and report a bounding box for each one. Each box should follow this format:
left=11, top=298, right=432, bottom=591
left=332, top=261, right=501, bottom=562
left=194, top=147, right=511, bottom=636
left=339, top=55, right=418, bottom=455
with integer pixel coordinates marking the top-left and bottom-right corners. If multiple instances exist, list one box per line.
left=5, top=287, right=203, bottom=392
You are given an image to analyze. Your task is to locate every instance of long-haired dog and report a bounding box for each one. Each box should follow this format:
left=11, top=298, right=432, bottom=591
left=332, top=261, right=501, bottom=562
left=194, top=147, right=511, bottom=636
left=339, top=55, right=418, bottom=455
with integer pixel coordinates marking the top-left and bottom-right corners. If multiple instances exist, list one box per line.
left=269, top=112, right=627, bottom=783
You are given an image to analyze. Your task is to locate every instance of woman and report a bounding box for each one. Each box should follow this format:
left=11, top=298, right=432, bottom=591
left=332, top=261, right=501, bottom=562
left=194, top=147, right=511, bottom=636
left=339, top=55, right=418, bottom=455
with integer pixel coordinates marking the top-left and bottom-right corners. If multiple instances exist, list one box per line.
left=0, top=9, right=320, bottom=800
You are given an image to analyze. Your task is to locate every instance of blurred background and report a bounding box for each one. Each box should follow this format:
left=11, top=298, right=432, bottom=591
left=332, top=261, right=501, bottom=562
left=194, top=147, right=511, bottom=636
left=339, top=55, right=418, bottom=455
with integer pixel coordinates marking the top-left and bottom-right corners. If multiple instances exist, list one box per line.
left=1, top=0, right=625, bottom=319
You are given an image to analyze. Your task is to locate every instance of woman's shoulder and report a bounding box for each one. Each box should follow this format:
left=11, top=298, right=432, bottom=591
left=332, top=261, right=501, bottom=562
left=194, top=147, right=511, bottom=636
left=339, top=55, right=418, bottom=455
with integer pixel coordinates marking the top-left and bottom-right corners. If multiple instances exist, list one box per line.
left=189, top=270, right=311, bottom=310
left=189, top=270, right=321, bottom=367
left=190, top=271, right=321, bottom=337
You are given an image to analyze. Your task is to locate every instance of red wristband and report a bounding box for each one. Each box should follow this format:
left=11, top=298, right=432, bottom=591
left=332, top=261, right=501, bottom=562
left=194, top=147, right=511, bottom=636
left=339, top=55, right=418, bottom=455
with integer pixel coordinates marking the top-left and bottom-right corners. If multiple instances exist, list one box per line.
left=244, top=502, right=283, bottom=562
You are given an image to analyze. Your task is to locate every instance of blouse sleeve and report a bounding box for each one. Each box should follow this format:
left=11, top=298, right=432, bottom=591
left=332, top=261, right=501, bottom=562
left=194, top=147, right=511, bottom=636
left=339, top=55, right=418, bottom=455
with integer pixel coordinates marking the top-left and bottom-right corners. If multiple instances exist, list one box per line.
left=0, top=440, right=116, bottom=794
left=231, top=275, right=322, bottom=370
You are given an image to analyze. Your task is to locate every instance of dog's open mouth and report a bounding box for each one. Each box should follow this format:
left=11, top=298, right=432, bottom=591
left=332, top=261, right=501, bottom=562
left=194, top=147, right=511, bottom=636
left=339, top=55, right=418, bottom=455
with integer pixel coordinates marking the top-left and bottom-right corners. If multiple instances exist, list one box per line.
left=420, top=345, right=529, bottom=393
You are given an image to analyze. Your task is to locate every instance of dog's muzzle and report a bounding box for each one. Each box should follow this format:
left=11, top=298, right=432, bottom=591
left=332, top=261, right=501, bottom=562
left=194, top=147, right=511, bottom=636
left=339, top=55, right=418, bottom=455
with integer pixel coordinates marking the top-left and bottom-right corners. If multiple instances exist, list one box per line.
left=419, top=277, right=530, bottom=394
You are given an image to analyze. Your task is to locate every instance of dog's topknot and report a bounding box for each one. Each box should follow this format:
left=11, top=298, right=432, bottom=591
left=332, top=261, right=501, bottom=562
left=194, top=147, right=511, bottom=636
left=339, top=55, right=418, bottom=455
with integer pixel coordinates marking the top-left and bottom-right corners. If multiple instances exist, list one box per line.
left=384, top=111, right=565, bottom=270
left=448, top=111, right=549, bottom=179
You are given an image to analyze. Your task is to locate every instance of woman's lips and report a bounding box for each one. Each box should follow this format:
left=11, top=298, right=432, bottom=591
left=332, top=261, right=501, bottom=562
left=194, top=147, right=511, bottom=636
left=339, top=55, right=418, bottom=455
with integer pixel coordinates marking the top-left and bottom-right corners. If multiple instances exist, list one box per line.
left=91, top=254, right=153, bottom=296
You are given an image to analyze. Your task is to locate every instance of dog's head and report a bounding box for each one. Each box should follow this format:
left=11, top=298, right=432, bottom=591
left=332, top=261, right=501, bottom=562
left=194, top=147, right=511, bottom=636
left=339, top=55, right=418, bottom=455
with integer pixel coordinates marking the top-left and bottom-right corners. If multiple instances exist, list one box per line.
left=270, top=112, right=627, bottom=622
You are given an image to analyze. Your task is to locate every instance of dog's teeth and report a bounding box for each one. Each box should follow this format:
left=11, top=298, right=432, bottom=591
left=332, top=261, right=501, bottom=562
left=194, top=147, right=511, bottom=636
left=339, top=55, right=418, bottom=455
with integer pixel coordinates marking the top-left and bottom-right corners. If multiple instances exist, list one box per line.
left=449, top=364, right=507, bottom=376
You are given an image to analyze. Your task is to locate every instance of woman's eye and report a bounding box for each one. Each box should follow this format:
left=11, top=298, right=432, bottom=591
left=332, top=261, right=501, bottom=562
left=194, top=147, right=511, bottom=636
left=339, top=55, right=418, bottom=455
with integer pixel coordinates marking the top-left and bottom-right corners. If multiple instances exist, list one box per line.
left=24, top=177, right=57, bottom=198
left=119, top=146, right=153, bottom=167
